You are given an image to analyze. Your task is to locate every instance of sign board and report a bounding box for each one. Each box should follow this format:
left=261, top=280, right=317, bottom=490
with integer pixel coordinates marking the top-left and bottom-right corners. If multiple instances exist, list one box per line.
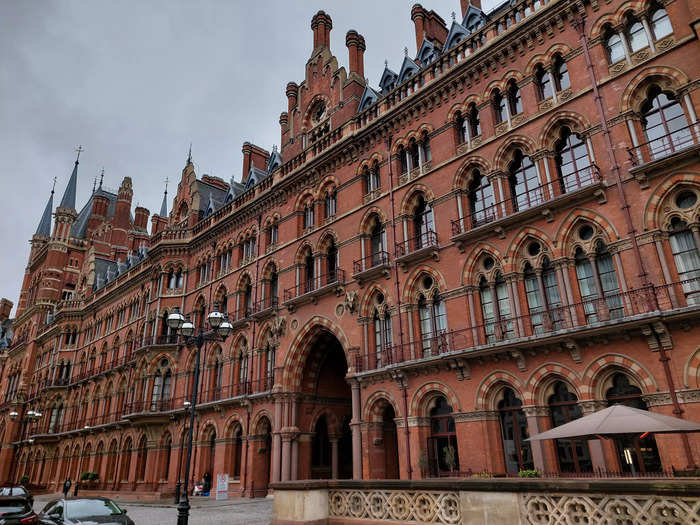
left=216, top=473, right=229, bottom=500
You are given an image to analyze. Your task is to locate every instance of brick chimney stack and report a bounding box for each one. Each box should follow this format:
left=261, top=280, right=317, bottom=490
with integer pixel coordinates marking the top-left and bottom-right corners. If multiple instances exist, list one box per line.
left=0, top=298, right=12, bottom=322
left=411, top=4, right=448, bottom=50
left=286, top=82, right=298, bottom=113
left=461, top=0, right=481, bottom=16
left=311, top=11, right=332, bottom=51
left=134, top=206, right=150, bottom=232
left=345, top=30, right=366, bottom=79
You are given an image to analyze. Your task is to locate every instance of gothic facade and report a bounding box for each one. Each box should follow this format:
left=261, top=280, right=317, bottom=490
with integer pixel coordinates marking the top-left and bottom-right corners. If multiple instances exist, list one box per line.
left=2, top=0, right=700, bottom=498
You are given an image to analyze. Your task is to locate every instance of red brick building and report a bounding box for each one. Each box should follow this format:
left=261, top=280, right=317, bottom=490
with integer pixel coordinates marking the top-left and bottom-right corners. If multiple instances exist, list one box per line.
left=1, top=0, right=699, bottom=498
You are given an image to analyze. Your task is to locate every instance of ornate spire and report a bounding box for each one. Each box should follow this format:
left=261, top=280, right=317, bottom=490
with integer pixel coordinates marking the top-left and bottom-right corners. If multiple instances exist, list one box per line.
left=159, top=177, right=168, bottom=217
left=35, top=179, right=55, bottom=237
left=187, top=143, right=192, bottom=165
left=59, top=146, right=82, bottom=209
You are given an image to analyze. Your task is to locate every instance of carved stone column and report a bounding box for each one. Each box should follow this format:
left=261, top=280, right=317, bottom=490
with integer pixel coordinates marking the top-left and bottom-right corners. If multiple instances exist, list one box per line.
left=350, top=380, right=363, bottom=479
left=330, top=437, right=339, bottom=479
left=523, top=405, right=552, bottom=473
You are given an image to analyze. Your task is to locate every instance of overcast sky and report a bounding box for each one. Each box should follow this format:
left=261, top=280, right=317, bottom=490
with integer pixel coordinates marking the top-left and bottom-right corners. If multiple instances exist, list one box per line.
left=0, top=0, right=499, bottom=315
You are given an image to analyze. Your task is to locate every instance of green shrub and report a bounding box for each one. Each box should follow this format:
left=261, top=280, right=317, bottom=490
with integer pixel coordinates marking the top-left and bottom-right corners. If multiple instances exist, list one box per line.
left=89, top=472, right=99, bottom=481
left=518, top=469, right=541, bottom=478
left=80, top=472, right=91, bottom=481
left=19, top=476, right=29, bottom=485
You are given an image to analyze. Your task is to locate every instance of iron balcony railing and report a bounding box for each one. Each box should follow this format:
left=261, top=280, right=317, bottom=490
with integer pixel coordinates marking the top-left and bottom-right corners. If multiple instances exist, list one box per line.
left=284, top=269, right=346, bottom=302
left=628, top=123, right=699, bottom=167
left=451, top=166, right=600, bottom=236
left=395, top=231, right=439, bottom=258
left=355, top=278, right=699, bottom=372
left=353, top=251, right=391, bottom=274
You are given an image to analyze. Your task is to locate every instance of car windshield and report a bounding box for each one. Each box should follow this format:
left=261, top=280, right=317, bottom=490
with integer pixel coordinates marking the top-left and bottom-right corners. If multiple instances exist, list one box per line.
left=0, top=501, right=30, bottom=515
left=0, top=488, right=27, bottom=496
left=66, top=499, right=123, bottom=518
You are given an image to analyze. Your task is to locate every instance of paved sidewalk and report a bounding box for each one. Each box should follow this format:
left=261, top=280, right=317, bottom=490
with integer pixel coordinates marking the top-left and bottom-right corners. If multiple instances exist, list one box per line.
left=33, top=493, right=273, bottom=525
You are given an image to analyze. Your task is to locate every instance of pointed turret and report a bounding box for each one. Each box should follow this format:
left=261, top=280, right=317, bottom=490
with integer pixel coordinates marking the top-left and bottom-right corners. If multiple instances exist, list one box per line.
left=35, top=186, right=54, bottom=237
left=53, top=147, right=82, bottom=240
left=59, top=148, right=81, bottom=210
left=159, top=188, right=168, bottom=217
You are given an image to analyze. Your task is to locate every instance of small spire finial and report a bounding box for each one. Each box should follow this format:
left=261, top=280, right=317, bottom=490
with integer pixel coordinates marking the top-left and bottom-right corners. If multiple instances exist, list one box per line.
left=164, top=177, right=169, bottom=195
left=99, top=167, right=104, bottom=188
left=384, top=59, right=388, bottom=68
left=51, top=176, right=57, bottom=195
left=272, top=145, right=278, bottom=153
left=187, top=143, right=192, bottom=164
left=452, top=11, right=456, bottom=21
left=75, top=145, right=83, bottom=163
left=404, top=46, right=408, bottom=56
left=92, top=177, right=97, bottom=194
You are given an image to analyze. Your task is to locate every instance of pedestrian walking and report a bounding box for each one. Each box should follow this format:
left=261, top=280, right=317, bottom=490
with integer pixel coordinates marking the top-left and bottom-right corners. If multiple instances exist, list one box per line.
left=62, top=478, right=71, bottom=499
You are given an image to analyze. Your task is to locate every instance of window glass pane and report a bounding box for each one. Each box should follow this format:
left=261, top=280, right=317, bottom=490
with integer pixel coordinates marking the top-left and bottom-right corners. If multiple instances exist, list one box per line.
left=628, top=21, right=649, bottom=51
left=670, top=230, right=700, bottom=304
left=607, top=35, right=625, bottom=62
left=651, top=9, right=672, bottom=39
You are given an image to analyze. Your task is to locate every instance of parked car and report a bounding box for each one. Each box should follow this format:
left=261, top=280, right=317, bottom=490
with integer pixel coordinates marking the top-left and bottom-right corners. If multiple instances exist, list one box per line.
left=38, top=498, right=133, bottom=525
left=0, top=496, right=38, bottom=524
left=0, top=486, right=34, bottom=507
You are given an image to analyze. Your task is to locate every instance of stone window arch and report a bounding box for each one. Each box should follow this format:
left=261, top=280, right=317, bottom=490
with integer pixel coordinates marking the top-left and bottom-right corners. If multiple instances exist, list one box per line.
left=508, top=149, right=543, bottom=212
left=574, top=238, right=623, bottom=323
left=369, top=290, right=393, bottom=368
left=413, top=273, right=447, bottom=357
left=554, top=127, right=594, bottom=193
left=639, top=85, right=692, bottom=161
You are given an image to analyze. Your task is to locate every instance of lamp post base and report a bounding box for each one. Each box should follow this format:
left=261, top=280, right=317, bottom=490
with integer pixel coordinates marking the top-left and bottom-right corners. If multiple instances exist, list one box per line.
left=176, top=499, right=190, bottom=525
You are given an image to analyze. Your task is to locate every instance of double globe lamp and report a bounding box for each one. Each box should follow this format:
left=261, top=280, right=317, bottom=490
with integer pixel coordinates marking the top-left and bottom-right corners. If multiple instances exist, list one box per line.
left=166, top=304, right=232, bottom=525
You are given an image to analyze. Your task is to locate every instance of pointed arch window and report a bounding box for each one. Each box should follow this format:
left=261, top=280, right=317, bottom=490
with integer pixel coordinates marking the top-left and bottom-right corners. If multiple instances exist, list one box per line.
left=370, top=217, right=387, bottom=266
left=497, top=388, right=533, bottom=474
left=669, top=217, right=700, bottom=305
left=555, top=128, right=593, bottom=192
left=373, top=307, right=393, bottom=367
left=605, top=29, right=625, bottom=63
left=232, top=426, right=243, bottom=478
left=507, top=80, right=523, bottom=115
left=238, top=350, right=249, bottom=387
left=428, top=397, right=459, bottom=475
left=651, top=8, right=672, bottom=39
left=509, top=150, right=543, bottom=211
left=480, top=273, right=514, bottom=342
left=524, top=258, right=563, bottom=333
left=553, top=55, right=570, bottom=91
left=535, top=65, right=553, bottom=100
left=641, top=87, right=691, bottom=160
left=606, top=373, right=662, bottom=473
left=364, top=162, right=381, bottom=193
left=625, top=16, right=649, bottom=52
left=326, top=239, right=338, bottom=282
left=418, top=292, right=447, bottom=357
left=493, top=89, right=508, bottom=124
left=468, top=170, right=495, bottom=227
left=413, top=196, right=435, bottom=249
left=303, top=199, right=315, bottom=230
left=324, top=189, right=337, bottom=219
left=575, top=242, right=623, bottom=322
left=304, top=250, right=315, bottom=293
left=265, top=342, right=276, bottom=382
left=548, top=382, right=591, bottom=472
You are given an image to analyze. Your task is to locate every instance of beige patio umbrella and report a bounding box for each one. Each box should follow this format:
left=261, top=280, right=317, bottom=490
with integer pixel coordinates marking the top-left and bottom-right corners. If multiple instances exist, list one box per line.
left=527, top=404, right=700, bottom=441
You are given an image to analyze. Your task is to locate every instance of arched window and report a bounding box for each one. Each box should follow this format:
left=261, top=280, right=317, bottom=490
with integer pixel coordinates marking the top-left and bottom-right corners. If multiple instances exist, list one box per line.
left=467, top=103, right=481, bottom=137
left=136, top=436, right=148, bottom=481
left=651, top=7, right=672, bottom=39
left=480, top=273, right=514, bottom=342
left=456, top=111, right=468, bottom=144
left=49, top=398, right=64, bottom=433
left=555, top=128, right=593, bottom=192
left=507, top=80, right=522, bottom=116
left=304, top=248, right=315, bottom=293
left=265, top=342, right=276, bottom=381
left=269, top=266, right=279, bottom=303
left=372, top=294, right=393, bottom=367
left=606, top=373, right=662, bottom=473
left=548, top=382, right=591, bottom=473
left=324, top=189, right=337, bottom=219
left=413, top=195, right=435, bottom=249
left=418, top=290, right=447, bottom=356
left=668, top=216, right=700, bottom=305
left=605, top=29, right=625, bottom=63
left=242, top=278, right=253, bottom=318
left=523, top=257, right=563, bottom=334
left=364, top=162, right=381, bottom=193
left=641, top=87, right=691, bottom=160
left=238, top=348, right=248, bottom=387
left=493, top=89, right=508, bottom=124
left=468, top=170, right=495, bottom=227
left=535, top=65, right=553, bottom=100
left=303, top=199, right=315, bottom=230
left=574, top=242, right=623, bottom=323
left=150, top=358, right=172, bottom=411
left=553, top=55, right=570, bottom=91
left=326, top=239, right=338, bottom=282
left=509, top=150, right=542, bottom=211
left=167, top=271, right=176, bottom=289
left=497, top=388, right=533, bottom=475
left=311, top=416, right=331, bottom=477
left=399, top=145, right=408, bottom=175
left=232, top=426, right=243, bottom=479
left=428, top=397, right=459, bottom=475
left=369, top=216, right=387, bottom=266
left=162, top=436, right=172, bottom=481
left=625, top=15, right=649, bottom=52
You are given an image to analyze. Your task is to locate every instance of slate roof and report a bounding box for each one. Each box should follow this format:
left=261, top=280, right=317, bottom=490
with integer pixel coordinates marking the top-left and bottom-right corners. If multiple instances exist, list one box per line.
left=196, top=179, right=228, bottom=215
left=35, top=190, right=54, bottom=237
left=59, top=160, right=79, bottom=209
left=70, top=188, right=118, bottom=239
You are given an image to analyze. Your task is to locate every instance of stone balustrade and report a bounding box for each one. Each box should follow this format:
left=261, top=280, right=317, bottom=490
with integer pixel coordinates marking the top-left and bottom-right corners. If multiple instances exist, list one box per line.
left=271, top=478, right=700, bottom=525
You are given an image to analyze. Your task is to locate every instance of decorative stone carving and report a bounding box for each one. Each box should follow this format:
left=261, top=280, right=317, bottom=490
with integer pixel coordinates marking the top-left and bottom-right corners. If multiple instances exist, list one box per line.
left=345, top=290, right=359, bottom=314
left=678, top=389, right=700, bottom=404
left=522, top=405, right=551, bottom=417
left=329, top=489, right=461, bottom=524
left=271, top=315, right=286, bottom=339
left=642, top=392, right=672, bottom=407
left=452, top=410, right=499, bottom=422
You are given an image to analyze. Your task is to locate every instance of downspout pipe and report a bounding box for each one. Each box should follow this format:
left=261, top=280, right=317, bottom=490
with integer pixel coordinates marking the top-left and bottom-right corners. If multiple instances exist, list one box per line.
left=574, top=16, right=650, bottom=290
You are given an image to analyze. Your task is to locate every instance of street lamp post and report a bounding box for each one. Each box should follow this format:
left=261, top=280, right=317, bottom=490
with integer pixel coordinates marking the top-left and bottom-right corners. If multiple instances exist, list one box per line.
left=167, top=304, right=232, bottom=525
